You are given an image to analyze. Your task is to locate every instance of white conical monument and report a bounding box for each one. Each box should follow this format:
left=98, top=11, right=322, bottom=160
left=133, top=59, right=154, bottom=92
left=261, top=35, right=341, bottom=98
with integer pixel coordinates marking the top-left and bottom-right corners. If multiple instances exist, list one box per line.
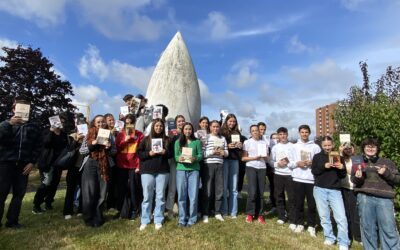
left=146, top=31, right=201, bottom=124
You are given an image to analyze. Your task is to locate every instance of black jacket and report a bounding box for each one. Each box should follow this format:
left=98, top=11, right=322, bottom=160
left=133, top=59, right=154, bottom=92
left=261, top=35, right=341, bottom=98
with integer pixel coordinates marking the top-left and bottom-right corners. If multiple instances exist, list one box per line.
left=311, top=151, right=346, bottom=189
left=138, top=137, right=171, bottom=174
left=0, top=120, right=42, bottom=164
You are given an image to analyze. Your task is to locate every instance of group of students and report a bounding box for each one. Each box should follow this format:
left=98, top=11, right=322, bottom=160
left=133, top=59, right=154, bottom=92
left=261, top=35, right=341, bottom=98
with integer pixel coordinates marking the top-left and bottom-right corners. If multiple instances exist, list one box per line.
left=0, top=94, right=399, bottom=250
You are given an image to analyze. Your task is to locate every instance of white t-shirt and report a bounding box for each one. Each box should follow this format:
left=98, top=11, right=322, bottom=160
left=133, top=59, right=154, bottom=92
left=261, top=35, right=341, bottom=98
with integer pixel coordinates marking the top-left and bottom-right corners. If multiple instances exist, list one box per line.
left=243, top=137, right=267, bottom=169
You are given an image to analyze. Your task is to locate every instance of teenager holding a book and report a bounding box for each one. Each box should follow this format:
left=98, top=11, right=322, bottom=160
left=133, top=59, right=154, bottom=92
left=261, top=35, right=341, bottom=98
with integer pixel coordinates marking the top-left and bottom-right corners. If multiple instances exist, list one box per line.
left=137, top=118, right=170, bottom=231
left=174, top=122, right=203, bottom=227
left=79, top=115, right=116, bottom=227
left=242, top=125, right=268, bottom=224
left=311, top=136, right=349, bottom=250
left=202, top=120, right=228, bottom=223
left=166, top=114, right=185, bottom=219
left=115, top=114, right=144, bottom=220
left=292, top=125, right=321, bottom=236
left=220, top=114, right=242, bottom=218
left=270, top=127, right=296, bottom=229
left=104, top=113, right=118, bottom=210
left=351, top=138, right=400, bottom=250
left=195, top=116, right=209, bottom=217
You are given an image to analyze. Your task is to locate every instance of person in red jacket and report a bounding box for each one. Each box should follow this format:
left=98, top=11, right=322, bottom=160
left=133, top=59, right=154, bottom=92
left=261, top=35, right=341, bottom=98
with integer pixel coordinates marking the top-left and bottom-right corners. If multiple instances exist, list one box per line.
left=115, top=114, right=144, bottom=220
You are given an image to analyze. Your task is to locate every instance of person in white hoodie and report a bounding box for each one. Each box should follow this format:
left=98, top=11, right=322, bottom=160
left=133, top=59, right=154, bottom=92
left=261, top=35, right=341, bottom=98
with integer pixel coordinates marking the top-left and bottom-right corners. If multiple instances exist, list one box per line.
left=270, top=127, right=296, bottom=229
left=292, top=125, right=321, bottom=236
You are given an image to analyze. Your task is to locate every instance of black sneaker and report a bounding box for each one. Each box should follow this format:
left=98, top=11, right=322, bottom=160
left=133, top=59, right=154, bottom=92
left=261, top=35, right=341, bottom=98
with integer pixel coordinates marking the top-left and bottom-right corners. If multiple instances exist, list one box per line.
left=32, top=206, right=44, bottom=214
left=129, top=212, right=137, bottom=221
left=45, top=204, right=53, bottom=210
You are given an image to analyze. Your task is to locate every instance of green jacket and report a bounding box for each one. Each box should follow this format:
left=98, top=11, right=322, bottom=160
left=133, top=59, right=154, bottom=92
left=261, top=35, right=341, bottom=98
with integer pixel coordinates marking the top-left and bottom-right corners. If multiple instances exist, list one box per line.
left=174, top=139, right=203, bottom=171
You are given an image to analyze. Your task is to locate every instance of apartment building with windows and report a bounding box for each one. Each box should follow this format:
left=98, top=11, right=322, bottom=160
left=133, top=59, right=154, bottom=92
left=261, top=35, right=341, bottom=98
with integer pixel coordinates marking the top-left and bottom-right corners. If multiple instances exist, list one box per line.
left=316, top=103, right=337, bottom=137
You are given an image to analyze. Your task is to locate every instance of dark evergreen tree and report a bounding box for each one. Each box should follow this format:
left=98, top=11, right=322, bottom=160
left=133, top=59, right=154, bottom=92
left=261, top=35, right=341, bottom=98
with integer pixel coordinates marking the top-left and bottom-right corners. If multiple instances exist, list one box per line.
left=0, top=45, right=76, bottom=127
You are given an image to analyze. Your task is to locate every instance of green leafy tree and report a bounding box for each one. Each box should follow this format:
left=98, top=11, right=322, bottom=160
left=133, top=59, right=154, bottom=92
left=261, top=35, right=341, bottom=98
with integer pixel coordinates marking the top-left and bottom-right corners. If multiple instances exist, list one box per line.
left=0, top=45, right=76, bottom=127
left=335, top=61, right=400, bottom=215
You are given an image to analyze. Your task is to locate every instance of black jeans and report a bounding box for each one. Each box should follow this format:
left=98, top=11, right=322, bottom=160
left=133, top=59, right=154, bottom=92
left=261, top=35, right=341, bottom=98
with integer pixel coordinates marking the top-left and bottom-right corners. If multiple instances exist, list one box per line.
left=81, top=158, right=108, bottom=226
left=0, top=162, right=29, bottom=225
left=166, top=158, right=177, bottom=212
left=115, top=167, right=142, bottom=218
left=246, top=167, right=266, bottom=216
left=33, top=167, right=62, bottom=207
left=106, top=165, right=118, bottom=209
left=293, top=181, right=317, bottom=227
left=63, top=166, right=82, bottom=215
left=202, top=163, right=224, bottom=215
left=274, top=174, right=295, bottom=223
left=266, top=164, right=276, bottom=207
left=237, top=160, right=246, bottom=192
left=342, top=188, right=361, bottom=242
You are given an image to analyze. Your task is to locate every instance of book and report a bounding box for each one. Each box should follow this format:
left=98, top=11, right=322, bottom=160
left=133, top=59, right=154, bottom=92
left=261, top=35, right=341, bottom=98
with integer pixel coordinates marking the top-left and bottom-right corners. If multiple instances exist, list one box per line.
left=15, top=103, right=30, bottom=121
left=231, top=134, right=240, bottom=143
left=180, top=147, right=193, bottom=163
left=300, top=150, right=311, bottom=161
left=339, top=134, right=351, bottom=144
left=277, top=151, right=289, bottom=162
left=166, top=118, right=177, bottom=136
left=151, top=138, right=163, bottom=153
left=214, top=138, right=224, bottom=150
left=131, top=97, right=141, bottom=115
left=152, top=106, right=163, bottom=119
left=96, top=128, right=111, bottom=146
left=329, top=151, right=341, bottom=164
left=49, top=115, right=63, bottom=128
left=77, top=124, right=88, bottom=136
left=114, top=120, right=124, bottom=132
left=120, top=106, right=130, bottom=116
left=125, top=124, right=135, bottom=135
left=257, top=142, right=268, bottom=157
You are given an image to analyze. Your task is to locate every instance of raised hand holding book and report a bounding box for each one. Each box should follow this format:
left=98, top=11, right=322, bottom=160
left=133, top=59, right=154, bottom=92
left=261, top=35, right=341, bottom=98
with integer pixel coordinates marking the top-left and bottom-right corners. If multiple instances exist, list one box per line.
left=96, top=128, right=111, bottom=146
left=49, top=115, right=63, bottom=128
left=329, top=151, right=340, bottom=165
left=77, top=124, right=88, bottom=136
left=339, top=134, right=351, bottom=144
left=15, top=103, right=30, bottom=121
left=120, top=106, right=130, bottom=116
left=152, top=106, right=163, bottom=119
left=114, top=120, right=125, bottom=132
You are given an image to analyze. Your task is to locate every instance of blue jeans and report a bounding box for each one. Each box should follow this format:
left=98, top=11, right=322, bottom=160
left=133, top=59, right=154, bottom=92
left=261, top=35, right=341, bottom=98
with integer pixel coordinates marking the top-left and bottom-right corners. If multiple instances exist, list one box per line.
left=176, top=170, right=200, bottom=225
left=314, top=186, right=350, bottom=247
left=357, top=193, right=400, bottom=250
left=141, top=173, right=169, bottom=225
left=222, top=159, right=238, bottom=216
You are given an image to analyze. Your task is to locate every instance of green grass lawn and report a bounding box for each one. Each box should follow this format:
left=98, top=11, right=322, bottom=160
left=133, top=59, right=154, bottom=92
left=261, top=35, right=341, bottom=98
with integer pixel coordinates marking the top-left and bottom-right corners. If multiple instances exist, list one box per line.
left=0, top=172, right=363, bottom=250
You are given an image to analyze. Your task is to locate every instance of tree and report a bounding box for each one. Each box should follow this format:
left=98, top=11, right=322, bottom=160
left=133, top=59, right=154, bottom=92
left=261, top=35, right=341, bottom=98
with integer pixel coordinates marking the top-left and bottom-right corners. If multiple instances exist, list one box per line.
left=0, top=45, right=76, bottom=127
left=334, top=61, right=400, bottom=216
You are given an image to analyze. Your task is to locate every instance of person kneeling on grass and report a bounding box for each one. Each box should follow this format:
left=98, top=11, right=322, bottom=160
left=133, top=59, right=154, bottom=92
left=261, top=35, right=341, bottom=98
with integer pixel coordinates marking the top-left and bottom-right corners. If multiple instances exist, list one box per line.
left=311, top=136, right=350, bottom=250
left=174, top=122, right=203, bottom=227
left=241, top=125, right=268, bottom=224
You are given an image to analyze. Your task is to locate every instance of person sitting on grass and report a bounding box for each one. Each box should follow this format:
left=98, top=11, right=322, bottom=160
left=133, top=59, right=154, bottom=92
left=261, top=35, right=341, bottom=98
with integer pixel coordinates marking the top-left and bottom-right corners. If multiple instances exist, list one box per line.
left=241, top=125, right=268, bottom=224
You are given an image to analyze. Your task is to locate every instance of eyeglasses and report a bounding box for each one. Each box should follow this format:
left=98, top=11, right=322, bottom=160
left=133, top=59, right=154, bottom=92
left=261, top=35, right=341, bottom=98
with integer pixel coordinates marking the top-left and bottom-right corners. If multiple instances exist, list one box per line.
left=365, top=145, right=377, bottom=149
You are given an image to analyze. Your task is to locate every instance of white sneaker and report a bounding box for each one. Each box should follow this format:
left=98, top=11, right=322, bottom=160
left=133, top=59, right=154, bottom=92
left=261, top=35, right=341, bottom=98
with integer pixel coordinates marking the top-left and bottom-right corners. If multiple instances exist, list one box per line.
left=289, top=224, right=297, bottom=231
left=323, top=240, right=335, bottom=246
left=202, top=216, right=209, bottom=223
left=307, top=226, right=316, bottom=237
left=64, top=215, right=72, bottom=220
left=276, top=219, right=285, bottom=225
left=294, top=225, right=304, bottom=233
left=215, top=214, right=225, bottom=222
left=231, top=215, right=237, bottom=219
left=339, top=245, right=348, bottom=250
left=76, top=213, right=82, bottom=217
left=155, top=223, right=162, bottom=230
left=139, top=224, right=147, bottom=231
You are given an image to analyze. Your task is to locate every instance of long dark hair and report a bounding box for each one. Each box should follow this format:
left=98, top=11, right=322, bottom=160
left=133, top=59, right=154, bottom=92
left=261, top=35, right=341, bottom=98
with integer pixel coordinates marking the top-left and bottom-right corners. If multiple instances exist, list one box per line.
left=221, top=113, right=240, bottom=137
left=198, top=116, right=210, bottom=133
left=145, top=118, right=169, bottom=149
left=178, top=122, right=197, bottom=150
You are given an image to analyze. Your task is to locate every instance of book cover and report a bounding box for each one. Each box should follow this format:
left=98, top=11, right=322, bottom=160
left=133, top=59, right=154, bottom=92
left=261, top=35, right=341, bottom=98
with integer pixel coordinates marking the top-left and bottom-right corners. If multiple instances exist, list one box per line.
left=49, top=115, right=63, bottom=128
left=300, top=150, right=311, bottom=161
left=277, top=151, right=289, bottom=162
left=131, top=97, right=141, bottom=115
left=339, top=134, right=351, bottom=144
left=231, top=134, right=240, bottom=143
left=125, top=124, right=134, bottom=135
left=152, top=106, right=163, bottom=119
left=257, top=142, right=268, bottom=157
left=15, top=103, right=30, bottom=121
left=167, top=118, right=177, bottom=136
left=214, top=138, right=224, bottom=150
left=120, top=106, right=130, bottom=116
left=96, top=128, right=111, bottom=145
left=77, top=124, right=88, bottom=136
left=180, top=147, right=193, bottom=163
left=329, top=151, right=341, bottom=164
left=114, top=120, right=125, bottom=132
left=151, top=138, right=163, bottom=153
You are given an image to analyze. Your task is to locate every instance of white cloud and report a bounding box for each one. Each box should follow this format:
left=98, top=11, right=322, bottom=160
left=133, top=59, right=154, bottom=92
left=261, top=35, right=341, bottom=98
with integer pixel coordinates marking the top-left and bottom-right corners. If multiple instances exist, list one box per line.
left=79, top=45, right=154, bottom=91
left=203, top=11, right=230, bottom=40
left=225, top=59, right=259, bottom=88
left=287, top=35, right=316, bottom=54
left=340, top=0, right=368, bottom=10
left=0, top=0, right=66, bottom=26
left=76, top=0, right=165, bottom=41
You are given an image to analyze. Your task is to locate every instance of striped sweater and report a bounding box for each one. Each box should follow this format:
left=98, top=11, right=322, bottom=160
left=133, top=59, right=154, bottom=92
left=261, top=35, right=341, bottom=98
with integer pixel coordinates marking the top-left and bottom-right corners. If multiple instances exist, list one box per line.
left=203, top=134, right=228, bottom=164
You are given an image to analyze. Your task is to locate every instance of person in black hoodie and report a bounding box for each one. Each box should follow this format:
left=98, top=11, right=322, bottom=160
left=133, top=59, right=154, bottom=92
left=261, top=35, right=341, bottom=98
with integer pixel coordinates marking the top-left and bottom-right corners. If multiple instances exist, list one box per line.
left=351, top=138, right=400, bottom=250
left=0, top=97, right=42, bottom=228
left=311, top=136, right=350, bottom=250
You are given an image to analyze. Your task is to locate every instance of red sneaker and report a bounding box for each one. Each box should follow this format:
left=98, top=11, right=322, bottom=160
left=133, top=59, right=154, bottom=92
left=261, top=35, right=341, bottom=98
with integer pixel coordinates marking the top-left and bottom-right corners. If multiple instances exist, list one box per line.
left=246, top=215, right=253, bottom=223
left=257, top=215, right=266, bottom=225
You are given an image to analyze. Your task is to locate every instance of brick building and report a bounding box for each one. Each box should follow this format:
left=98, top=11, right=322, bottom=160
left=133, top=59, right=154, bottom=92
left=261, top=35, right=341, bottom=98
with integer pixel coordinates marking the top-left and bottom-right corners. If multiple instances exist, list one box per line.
left=316, top=103, right=337, bottom=137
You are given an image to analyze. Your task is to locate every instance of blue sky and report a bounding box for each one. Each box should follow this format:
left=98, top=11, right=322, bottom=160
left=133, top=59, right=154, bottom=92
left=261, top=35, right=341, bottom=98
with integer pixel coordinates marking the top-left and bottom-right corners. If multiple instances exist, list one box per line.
left=1, top=0, right=400, bottom=138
